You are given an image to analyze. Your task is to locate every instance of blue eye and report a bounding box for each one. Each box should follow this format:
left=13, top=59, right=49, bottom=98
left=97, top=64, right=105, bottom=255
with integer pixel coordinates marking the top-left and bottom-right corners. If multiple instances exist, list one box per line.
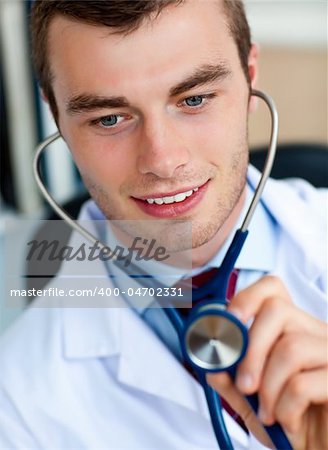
left=90, top=113, right=132, bottom=133
left=184, top=96, right=204, bottom=107
left=100, top=115, right=119, bottom=127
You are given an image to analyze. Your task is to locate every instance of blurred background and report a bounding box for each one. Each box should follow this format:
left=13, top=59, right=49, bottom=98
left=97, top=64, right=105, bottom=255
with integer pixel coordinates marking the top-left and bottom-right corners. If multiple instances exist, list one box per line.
left=0, top=0, right=327, bottom=333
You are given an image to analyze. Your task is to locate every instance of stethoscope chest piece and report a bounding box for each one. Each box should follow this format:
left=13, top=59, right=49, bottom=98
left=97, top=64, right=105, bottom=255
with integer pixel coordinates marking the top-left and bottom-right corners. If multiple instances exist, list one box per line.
left=183, top=303, right=248, bottom=373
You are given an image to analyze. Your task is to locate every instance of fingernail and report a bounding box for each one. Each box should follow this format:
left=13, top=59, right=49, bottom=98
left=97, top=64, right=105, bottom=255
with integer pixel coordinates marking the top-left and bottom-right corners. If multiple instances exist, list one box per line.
left=236, top=372, right=253, bottom=391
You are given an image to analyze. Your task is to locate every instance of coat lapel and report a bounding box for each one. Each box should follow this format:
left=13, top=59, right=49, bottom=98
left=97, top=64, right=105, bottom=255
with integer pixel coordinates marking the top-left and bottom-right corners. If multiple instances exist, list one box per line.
left=59, top=213, right=209, bottom=415
left=117, top=305, right=210, bottom=417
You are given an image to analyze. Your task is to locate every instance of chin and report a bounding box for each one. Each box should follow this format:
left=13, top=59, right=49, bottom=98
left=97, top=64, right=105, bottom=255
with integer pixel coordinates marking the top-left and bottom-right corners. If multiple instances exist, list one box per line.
left=191, top=221, right=222, bottom=248
left=158, top=220, right=221, bottom=253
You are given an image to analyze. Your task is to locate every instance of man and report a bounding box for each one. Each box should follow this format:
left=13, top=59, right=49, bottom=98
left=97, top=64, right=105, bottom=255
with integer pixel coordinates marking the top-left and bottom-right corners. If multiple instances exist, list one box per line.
left=0, top=1, right=327, bottom=449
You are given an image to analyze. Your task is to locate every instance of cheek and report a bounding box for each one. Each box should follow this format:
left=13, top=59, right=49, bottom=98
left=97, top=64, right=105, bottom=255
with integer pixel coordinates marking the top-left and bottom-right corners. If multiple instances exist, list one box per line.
left=65, top=134, right=135, bottom=191
left=189, top=104, right=247, bottom=164
left=218, top=98, right=249, bottom=158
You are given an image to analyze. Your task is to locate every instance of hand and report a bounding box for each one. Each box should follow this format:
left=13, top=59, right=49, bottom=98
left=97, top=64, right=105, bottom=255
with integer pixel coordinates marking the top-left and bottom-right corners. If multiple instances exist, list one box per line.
left=206, top=276, right=328, bottom=450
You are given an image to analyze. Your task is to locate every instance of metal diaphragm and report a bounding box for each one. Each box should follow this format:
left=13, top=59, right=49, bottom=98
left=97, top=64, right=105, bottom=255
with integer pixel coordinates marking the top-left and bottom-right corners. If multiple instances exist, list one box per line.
left=184, top=304, right=248, bottom=372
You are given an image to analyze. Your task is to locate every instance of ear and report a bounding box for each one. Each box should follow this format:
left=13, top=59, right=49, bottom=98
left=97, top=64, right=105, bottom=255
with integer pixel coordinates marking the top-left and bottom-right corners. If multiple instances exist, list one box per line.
left=247, top=43, right=259, bottom=114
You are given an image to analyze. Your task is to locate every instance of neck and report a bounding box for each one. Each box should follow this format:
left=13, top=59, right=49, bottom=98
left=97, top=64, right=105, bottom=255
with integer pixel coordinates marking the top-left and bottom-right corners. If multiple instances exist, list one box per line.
left=191, top=187, right=247, bottom=268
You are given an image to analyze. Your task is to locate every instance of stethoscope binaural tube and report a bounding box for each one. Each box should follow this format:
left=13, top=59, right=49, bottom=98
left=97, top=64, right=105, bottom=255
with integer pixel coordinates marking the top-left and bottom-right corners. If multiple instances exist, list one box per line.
left=33, top=90, right=291, bottom=449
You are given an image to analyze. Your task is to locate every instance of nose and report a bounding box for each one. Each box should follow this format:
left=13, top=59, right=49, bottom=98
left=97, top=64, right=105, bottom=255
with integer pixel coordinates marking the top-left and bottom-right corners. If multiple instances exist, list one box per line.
left=137, top=115, right=190, bottom=178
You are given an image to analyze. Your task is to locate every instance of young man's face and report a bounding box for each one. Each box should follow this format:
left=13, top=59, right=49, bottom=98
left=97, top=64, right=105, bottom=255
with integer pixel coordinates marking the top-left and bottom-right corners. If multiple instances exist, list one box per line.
left=47, top=0, right=257, bottom=251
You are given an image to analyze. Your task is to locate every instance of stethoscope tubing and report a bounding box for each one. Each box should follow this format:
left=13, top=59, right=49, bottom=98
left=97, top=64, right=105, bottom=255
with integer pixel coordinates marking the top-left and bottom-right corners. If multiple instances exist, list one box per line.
left=164, top=306, right=234, bottom=449
left=33, top=90, right=291, bottom=450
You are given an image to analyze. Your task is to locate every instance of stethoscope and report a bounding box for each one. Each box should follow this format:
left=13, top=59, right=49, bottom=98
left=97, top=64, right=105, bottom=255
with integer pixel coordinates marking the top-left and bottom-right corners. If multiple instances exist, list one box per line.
left=33, top=90, right=292, bottom=449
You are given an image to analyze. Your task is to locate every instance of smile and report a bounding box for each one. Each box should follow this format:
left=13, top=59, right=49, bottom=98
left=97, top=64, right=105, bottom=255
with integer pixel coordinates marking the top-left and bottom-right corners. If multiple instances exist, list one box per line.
left=132, top=181, right=209, bottom=218
left=145, top=187, right=199, bottom=205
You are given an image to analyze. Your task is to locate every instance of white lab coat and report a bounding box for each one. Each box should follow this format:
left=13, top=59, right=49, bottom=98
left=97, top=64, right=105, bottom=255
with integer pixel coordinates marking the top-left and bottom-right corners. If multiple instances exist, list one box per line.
left=0, top=166, right=327, bottom=450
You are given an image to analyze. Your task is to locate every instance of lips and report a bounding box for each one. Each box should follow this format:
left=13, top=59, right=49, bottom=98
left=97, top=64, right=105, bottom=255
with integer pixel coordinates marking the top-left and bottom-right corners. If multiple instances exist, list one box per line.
left=132, top=180, right=209, bottom=218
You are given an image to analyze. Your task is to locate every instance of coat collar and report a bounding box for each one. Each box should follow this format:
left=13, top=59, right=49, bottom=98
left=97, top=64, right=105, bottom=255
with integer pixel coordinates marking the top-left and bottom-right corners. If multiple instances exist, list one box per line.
left=247, top=165, right=326, bottom=279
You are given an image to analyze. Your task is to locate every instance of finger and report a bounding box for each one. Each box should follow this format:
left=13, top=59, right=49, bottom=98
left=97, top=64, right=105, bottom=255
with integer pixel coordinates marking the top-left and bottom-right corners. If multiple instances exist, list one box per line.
left=228, top=275, right=292, bottom=322
left=235, top=300, right=326, bottom=395
left=206, top=372, right=274, bottom=449
left=275, top=368, right=328, bottom=435
left=235, top=296, right=293, bottom=394
left=258, top=333, right=327, bottom=424
left=229, top=276, right=325, bottom=339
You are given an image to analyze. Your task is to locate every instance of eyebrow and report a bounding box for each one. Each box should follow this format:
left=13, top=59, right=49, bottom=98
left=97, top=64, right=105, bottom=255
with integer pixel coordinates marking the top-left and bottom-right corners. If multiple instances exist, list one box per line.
left=66, top=62, right=231, bottom=116
left=66, top=95, right=130, bottom=115
left=169, top=62, right=232, bottom=97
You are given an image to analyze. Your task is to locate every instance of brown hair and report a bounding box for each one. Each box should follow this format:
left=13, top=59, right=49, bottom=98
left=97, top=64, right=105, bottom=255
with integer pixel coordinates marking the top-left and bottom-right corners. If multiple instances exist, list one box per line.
left=30, top=0, right=251, bottom=122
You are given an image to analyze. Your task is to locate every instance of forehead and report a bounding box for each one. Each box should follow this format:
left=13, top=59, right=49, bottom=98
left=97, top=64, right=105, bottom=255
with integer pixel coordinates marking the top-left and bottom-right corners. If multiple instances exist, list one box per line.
left=48, top=0, right=239, bottom=99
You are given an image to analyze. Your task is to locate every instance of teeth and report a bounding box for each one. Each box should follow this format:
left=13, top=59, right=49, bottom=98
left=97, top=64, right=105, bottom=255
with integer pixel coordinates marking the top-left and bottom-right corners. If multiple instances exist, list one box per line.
left=163, top=196, right=175, bottom=204
left=146, top=187, right=199, bottom=205
left=174, top=193, right=187, bottom=203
